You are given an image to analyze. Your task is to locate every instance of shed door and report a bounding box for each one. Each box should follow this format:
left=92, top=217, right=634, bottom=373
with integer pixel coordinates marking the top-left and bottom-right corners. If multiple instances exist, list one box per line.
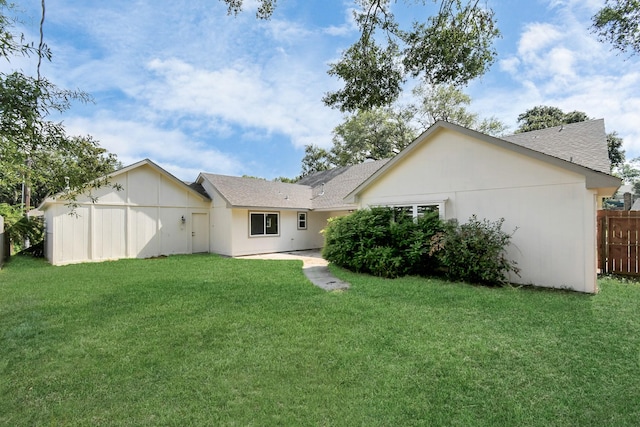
left=191, top=213, right=209, bottom=253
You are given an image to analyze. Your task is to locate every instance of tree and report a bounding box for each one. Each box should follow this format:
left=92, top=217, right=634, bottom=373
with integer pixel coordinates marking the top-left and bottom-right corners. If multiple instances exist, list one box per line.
left=592, top=0, right=640, bottom=55
left=616, top=159, right=640, bottom=184
left=300, top=144, right=332, bottom=177
left=412, top=84, right=506, bottom=136
left=516, top=105, right=625, bottom=170
left=300, top=107, right=415, bottom=175
left=607, top=131, right=625, bottom=170
left=222, top=0, right=500, bottom=112
left=0, top=1, right=119, bottom=213
left=515, top=106, right=589, bottom=133
left=330, top=107, right=416, bottom=167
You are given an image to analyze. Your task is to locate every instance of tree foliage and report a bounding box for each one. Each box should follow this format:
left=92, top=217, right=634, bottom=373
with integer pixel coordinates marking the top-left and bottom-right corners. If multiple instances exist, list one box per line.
left=515, top=106, right=589, bottom=133
left=516, top=105, right=625, bottom=170
left=607, top=131, right=625, bottom=170
left=300, top=144, right=332, bottom=177
left=592, top=0, right=640, bottom=55
left=0, top=1, right=120, bottom=212
left=222, top=0, right=500, bottom=112
left=330, top=107, right=416, bottom=167
left=299, top=107, right=415, bottom=176
left=412, top=84, right=506, bottom=136
left=325, top=0, right=500, bottom=111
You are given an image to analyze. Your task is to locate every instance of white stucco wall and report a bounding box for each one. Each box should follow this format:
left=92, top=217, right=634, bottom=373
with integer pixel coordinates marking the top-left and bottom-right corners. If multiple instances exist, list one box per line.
left=44, top=163, right=210, bottom=265
left=198, top=181, right=233, bottom=256
left=356, top=127, right=599, bottom=292
left=224, top=209, right=329, bottom=257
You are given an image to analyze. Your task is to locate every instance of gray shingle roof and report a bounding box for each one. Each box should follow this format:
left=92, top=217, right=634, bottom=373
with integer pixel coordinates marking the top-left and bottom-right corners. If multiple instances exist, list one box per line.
left=201, top=160, right=389, bottom=211
left=502, top=119, right=610, bottom=173
left=301, top=160, right=389, bottom=210
left=200, top=174, right=313, bottom=209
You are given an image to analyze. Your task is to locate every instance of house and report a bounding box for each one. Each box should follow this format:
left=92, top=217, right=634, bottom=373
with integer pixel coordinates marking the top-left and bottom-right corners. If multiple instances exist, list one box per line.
left=39, top=119, right=620, bottom=293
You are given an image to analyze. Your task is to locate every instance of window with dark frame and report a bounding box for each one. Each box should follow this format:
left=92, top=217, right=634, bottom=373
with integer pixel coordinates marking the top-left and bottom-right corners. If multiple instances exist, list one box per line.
left=249, top=212, right=279, bottom=236
left=298, top=212, right=307, bottom=230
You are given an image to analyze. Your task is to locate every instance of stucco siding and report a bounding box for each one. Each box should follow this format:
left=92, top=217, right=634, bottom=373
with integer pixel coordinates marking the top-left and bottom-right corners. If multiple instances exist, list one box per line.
left=224, top=209, right=327, bottom=256
left=207, top=185, right=233, bottom=256
left=453, top=183, right=593, bottom=291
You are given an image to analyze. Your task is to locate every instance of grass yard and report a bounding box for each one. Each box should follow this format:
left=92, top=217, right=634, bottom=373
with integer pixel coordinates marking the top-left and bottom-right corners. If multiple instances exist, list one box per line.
left=1, top=254, right=639, bottom=426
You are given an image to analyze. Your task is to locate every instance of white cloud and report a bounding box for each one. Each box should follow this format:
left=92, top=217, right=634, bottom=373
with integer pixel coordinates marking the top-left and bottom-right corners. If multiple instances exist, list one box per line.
left=499, top=57, right=521, bottom=74
left=142, top=57, right=340, bottom=149
left=517, top=23, right=563, bottom=59
left=323, top=6, right=358, bottom=36
left=64, top=112, right=244, bottom=180
left=472, top=1, right=640, bottom=160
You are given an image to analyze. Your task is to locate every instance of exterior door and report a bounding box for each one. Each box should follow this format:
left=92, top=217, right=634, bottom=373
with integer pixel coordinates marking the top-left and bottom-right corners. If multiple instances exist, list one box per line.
left=191, top=213, right=209, bottom=253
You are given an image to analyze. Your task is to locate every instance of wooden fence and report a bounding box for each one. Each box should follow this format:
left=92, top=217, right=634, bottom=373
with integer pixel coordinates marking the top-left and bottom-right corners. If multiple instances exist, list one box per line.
left=598, top=210, right=640, bottom=276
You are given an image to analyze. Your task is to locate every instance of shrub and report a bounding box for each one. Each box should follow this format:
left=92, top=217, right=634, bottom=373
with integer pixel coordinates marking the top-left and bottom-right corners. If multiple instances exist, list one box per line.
left=322, top=207, right=443, bottom=278
left=323, top=209, right=519, bottom=285
left=434, top=215, right=519, bottom=285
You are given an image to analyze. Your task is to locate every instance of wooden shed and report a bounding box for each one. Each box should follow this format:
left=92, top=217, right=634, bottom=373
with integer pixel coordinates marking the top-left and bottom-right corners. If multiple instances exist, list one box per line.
left=40, top=160, right=211, bottom=266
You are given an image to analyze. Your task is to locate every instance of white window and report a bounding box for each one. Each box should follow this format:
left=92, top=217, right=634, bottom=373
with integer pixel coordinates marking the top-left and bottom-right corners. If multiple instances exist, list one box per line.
left=297, top=212, right=307, bottom=230
left=250, top=212, right=279, bottom=236
left=389, top=202, right=446, bottom=221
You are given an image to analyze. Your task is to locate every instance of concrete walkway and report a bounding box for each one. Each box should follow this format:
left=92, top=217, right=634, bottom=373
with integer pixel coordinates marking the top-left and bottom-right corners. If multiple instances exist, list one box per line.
left=237, top=250, right=350, bottom=291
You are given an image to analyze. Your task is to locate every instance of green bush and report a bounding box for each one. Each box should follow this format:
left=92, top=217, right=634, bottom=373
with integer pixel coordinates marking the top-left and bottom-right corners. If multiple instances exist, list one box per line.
left=323, top=209, right=519, bottom=286
left=434, top=215, right=519, bottom=285
left=322, top=207, right=443, bottom=278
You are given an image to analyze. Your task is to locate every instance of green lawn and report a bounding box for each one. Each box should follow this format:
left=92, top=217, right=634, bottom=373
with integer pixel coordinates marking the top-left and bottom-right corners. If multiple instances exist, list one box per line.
left=1, top=254, right=639, bottom=426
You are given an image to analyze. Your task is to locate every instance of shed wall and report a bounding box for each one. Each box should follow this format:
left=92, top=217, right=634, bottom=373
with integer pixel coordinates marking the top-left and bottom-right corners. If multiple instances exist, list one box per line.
left=45, top=164, right=210, bottom=265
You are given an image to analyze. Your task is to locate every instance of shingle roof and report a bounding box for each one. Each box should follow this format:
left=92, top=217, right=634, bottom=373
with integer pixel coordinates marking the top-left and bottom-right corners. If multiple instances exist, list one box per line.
left=200, top=173, right=313, bottom=209
left=200, top=160, right=389, bottom=211
left=300, top=159, right=389, bottom=210
left=502, top=119, right=610, bottom=173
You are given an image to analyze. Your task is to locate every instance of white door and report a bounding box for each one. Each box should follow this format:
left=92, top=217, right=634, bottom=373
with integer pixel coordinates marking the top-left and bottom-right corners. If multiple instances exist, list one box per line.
left=191, top=213, right=209, bottom=253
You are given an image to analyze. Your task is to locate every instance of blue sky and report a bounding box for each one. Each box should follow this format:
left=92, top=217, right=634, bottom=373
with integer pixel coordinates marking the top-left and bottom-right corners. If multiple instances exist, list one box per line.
left=10, top=0, right=640, bottom=181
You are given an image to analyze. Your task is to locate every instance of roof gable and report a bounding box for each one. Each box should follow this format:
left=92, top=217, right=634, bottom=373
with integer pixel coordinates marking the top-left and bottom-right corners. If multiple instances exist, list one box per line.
left=39, top=158, right=210, bottom=209
left=346, top=121, right=620, bottom=202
